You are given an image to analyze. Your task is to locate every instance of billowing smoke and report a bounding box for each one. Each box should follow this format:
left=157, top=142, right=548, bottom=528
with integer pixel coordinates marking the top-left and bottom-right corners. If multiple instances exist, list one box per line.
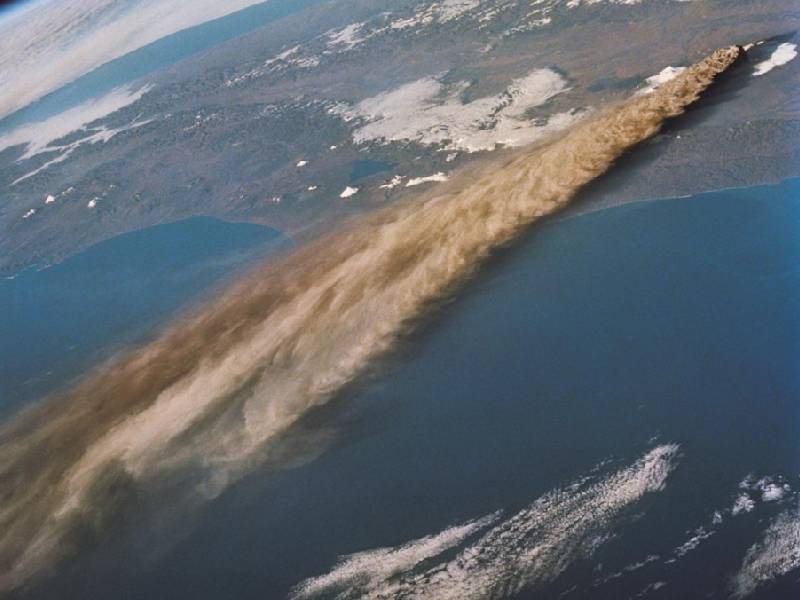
left=0, top=46, right=740, bottom=592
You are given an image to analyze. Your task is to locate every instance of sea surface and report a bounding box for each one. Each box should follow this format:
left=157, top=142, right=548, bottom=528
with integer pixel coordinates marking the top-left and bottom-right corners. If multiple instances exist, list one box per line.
left=0, top=216, right=288, bottom=416
left=14, top=178, right=800, bottom=599
left=349, top=159, right=396, bottom=183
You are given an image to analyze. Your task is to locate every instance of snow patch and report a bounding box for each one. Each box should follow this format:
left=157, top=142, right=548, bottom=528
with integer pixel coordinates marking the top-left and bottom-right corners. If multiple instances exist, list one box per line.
left=387, top=2, right=484, bottom=31
left=326, top=22, right=366, bottom=50
left=224, top=45, right=319, bottom=86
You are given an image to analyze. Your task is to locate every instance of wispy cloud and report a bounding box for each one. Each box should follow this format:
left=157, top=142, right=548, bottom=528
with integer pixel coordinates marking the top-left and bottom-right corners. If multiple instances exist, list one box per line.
left=0, top=0, right=273, bottom=121
left=731, top=506, right=800, bottom=598
left=0, top=84, right=151, bottom=159
left=292, top=445, right=680, bottom=599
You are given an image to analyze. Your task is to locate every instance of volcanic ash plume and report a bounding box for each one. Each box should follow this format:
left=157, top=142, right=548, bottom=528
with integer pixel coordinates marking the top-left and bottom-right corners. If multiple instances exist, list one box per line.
left=0, top=46, right=740, bottom=591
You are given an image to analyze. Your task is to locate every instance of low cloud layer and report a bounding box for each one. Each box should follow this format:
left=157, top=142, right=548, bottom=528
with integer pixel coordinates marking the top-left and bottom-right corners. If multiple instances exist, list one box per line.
left=333, top=68, right=579, bottom=152
left=291, top=445, right=680, bottom=599
left=0, top=84, right=151, bottom=160
left=731, top=506, right=800, bottom=598
left=0, top=0, right=272, bottom=121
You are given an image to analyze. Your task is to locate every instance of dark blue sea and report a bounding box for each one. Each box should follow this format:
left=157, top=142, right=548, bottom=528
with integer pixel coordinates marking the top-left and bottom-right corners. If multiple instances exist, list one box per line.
left=10, top=178, right=800, bottom=599
left=0, top=217, right=288, bottom=415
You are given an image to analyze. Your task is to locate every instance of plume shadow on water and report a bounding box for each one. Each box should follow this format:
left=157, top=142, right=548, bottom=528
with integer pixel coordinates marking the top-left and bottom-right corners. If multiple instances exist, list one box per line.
left=565, top=41, right=759, bottom=216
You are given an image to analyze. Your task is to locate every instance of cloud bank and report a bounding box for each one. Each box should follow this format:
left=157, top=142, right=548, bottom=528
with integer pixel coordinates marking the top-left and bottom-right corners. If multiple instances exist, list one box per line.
left=731, top=506, right=800, bottom=598
left=333, top=68, right=579, bottom=152
left=0, top=83, right=150, bottom=155
left=0, top=0, right=272, bottom=121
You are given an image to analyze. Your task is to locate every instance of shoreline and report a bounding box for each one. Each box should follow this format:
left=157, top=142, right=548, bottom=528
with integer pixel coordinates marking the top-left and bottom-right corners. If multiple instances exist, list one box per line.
left=554, top=174, right=800, bottom=224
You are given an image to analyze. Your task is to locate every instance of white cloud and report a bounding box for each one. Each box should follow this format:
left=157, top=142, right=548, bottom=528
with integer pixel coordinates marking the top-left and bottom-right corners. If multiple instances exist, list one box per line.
left=762, top=484, right=790, bottom=503
left=339, top=186, right=359, bottom=198
left=673, top=527, right=714, bottom=557
left=753, top=43, right=798, bottom=76
left=732, top=493, right=756, bottom=516
left=335, top=68, right=580, bottom=153
left=406, top=172, right=448, bottom=187
left=731, top=507, right=800, bottom=598
left=753, top=477, right=791, bottom=503
left=292, top=514, right=499, bottom=600
left=380, top=175, right=404, bottom=189
left=292, top=445, right=680, bottom=600
left=1, top=85, right=154, bottom=185
left=0, top=84, right=151, bottom=159
left=0, top=0, right=275, bottom=120
left=737, top=475, right=793, bottom=506
left=637, top=66, right=686, bottom=95
left=389, top=0, right=483, bottom=30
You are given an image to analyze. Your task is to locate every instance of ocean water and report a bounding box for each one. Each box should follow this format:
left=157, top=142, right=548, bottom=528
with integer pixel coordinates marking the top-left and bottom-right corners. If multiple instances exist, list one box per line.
left=0, top=217, right=288, bottom=416
left=349, top=159, right=396, bottom=183
left=17, top=178, right=800, bottom=599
